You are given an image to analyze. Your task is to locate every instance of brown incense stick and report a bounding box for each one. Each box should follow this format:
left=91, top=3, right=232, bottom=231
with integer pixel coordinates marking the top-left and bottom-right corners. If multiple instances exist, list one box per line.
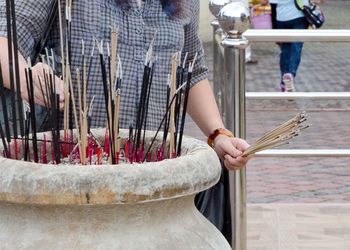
left=110, top=26, right=118, bottom=88
left=169, top=53, right=178, bottom=158
left=68, top=67, right=82, bottom=161
left=76, top=68, right=83, bottom=132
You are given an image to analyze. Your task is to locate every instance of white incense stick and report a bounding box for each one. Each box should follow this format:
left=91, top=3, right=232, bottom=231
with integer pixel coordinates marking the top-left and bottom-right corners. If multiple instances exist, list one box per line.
left=243, top=112, right=310, bottom=157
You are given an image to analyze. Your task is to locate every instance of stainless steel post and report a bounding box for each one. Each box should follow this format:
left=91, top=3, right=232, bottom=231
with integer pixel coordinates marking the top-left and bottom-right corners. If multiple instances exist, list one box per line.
left=217, top=2, right=250, bottom=249
left=209, top=0, right=233, bottom=117
left=212, top=20, right=224, bottom=115
left=222, top=37, right=248, bottom=250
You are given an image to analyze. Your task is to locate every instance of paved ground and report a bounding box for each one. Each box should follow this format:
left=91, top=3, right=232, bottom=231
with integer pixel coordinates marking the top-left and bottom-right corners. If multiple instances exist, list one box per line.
left=185, top=0, right=350, bottom=203
left=247, top=203, right=350, bottom=249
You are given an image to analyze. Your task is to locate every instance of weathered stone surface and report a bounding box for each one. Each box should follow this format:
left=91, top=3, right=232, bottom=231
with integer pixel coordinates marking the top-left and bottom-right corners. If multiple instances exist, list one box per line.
left=0, top=129, right=230, bottom=249
left=0, top=129, right=220, bottom=205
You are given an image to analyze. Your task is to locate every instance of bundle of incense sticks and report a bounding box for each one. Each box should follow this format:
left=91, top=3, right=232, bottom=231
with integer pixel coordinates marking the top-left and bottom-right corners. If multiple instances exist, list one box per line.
left=0, top=0, right=201, bottom=165
left=0, top=0, right=25, bottom=160
left=97, top=27, right=122, bottom=165
left=142, top=52, right=197, bottom=162
left=242, top=112, right=310, bottom=157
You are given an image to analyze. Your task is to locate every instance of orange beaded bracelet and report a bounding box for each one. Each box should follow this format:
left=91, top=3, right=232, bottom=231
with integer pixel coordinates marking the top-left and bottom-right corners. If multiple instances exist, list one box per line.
left=207, top=128, right=234, bottom=147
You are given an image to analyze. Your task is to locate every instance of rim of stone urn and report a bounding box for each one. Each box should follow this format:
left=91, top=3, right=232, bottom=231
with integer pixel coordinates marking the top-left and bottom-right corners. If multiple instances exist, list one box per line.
left=0, top=129, right=221, bottom=205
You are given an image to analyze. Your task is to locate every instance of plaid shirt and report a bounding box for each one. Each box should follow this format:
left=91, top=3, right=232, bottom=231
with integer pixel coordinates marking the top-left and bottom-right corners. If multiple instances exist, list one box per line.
left=0, top=0, right=208, bottom=130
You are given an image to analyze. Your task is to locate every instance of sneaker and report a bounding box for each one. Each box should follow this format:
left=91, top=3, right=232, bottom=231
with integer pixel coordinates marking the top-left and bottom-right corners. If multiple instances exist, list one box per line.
left=282, top=73, right=295, bottom=92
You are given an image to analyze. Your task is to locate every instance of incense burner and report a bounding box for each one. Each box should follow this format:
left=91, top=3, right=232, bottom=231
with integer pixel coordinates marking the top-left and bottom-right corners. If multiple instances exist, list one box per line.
left=0, top=129, right=229, bottom=249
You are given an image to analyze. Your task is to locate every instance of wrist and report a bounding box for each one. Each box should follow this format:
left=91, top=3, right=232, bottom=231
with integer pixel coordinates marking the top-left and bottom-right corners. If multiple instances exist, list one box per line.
left=207, top=128, right=234, bottom=147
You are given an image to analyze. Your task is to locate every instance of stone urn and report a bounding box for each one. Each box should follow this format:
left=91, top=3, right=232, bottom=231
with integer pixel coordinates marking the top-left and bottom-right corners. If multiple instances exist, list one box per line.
left=0, top=129, right=230, bottom=249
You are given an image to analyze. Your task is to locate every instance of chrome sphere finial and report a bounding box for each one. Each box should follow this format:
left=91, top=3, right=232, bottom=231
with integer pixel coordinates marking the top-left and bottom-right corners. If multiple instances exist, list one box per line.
left=218, top=2, right=250, bottom=37
left=209, top=0, right=232, bottom=17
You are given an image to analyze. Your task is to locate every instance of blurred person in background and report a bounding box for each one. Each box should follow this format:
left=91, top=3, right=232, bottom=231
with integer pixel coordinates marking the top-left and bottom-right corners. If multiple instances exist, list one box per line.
left=276, top=0, right=309, bottom=92
left=269, top=0, right=278, bottom=29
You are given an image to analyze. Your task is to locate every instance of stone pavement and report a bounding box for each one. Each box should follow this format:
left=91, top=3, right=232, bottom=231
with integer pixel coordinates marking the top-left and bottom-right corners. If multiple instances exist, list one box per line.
left=185, top=0, right=350, bottom=203
left=247, top=203, right=350, bottom=249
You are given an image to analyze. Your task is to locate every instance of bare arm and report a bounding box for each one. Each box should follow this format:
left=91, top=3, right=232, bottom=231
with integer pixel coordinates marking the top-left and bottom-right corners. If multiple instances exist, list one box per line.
left=187, top=78, right=224, bottom=136
left=188, top=79, right=250, bottom=170
left=0, top=37, right=64, bottom=108
left=0, top=37, right=27, bottom=91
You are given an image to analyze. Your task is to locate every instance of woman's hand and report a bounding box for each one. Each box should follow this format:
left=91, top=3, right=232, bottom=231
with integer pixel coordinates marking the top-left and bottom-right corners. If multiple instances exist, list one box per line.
left=20, top=62, right=65, bottom=110
left=213, top=135, right=251, bottom=171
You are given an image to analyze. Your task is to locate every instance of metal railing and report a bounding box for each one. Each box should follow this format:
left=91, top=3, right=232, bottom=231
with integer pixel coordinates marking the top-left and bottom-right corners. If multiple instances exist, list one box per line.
left=212, top=26, right=350, bottom=250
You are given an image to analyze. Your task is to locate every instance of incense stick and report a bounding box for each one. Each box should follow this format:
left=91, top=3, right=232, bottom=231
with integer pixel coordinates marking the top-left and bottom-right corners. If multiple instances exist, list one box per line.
left=25, top=66, right=38, bottom=162
left=242, top=112, right=310, bottom=157
left=162, top=75, right=171, bottom=145
left=0, top=64, right=11, bottom=143
left=177, top=54, right=197, bottom=156
left=9, top=0, right=24, bottom=136
left=142, top=91, right=179, bottom=162
left=142, top=60, right=155, bottom=149
left=99, top=41, right=115, bottom=164
left=0, top=122, right=9, bottom=158
left=169, top=53, right=178, bottom=158
left=68, top=66, right=82, bottom=162
left=5, top=0, right=18, bottom=139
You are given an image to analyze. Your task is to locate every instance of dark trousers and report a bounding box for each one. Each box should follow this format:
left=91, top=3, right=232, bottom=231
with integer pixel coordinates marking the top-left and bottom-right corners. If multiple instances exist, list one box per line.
left=277, top=17, right=309, bottom=77
left=270, top=3, right=277, bottom=29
